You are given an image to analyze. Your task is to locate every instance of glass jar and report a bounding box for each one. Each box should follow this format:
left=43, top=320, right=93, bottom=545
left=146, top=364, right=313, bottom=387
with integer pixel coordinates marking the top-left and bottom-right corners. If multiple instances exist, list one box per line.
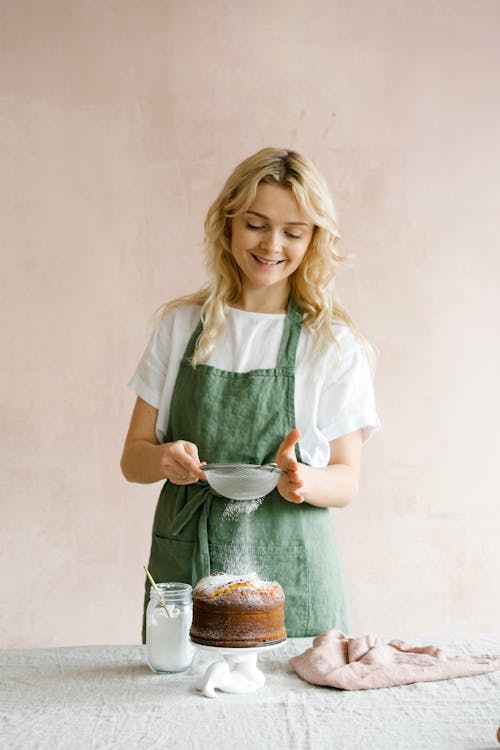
left=146, top=582, right=195, bottom=674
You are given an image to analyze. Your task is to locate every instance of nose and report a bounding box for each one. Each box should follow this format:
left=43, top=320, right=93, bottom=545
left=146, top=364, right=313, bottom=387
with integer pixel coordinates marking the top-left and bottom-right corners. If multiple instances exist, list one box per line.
left=259, top=229, right=282, bottom=253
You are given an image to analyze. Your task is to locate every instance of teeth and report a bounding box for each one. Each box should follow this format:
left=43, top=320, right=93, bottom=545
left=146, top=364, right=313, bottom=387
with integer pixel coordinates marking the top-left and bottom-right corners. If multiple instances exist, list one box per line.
left=255, top=255, right=282, bottom=265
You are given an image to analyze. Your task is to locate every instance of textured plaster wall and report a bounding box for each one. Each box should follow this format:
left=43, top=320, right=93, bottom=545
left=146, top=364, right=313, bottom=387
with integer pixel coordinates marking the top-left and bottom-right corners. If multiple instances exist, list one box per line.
left=1, top=0, right=499, bottom=647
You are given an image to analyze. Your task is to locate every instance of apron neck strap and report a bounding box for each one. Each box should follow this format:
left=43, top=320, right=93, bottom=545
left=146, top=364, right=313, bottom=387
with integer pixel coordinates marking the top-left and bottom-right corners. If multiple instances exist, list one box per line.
left=276, top=295, right=303, bottom=368
left=184, top=318, right=204, bottom=361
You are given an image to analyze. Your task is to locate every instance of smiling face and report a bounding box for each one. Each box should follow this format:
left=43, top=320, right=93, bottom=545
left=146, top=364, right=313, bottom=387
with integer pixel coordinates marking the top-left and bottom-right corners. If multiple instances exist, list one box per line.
left=230, top=182, right=314, bottom=309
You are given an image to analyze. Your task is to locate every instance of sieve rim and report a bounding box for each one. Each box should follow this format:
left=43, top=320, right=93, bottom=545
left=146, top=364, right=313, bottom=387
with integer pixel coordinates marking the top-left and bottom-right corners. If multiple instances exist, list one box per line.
left=203, top=463, right=282, bottom=474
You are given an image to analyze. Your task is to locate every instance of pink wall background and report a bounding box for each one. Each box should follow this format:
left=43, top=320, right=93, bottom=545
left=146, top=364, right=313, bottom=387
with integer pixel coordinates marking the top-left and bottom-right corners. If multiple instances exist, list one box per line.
left=2, top=0, right=499, bottom=647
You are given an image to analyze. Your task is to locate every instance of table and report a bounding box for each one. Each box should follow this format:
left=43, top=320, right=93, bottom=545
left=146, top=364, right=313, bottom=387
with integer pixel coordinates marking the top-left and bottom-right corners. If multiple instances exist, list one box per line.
left=1, top=635, right=499, bottom=749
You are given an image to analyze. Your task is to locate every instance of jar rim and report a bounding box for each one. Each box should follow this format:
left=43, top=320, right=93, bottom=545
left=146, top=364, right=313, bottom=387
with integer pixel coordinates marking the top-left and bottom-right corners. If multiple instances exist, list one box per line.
left=149, top=582, right=192, bottom=601
left=153, top=582, right=192, bottom=591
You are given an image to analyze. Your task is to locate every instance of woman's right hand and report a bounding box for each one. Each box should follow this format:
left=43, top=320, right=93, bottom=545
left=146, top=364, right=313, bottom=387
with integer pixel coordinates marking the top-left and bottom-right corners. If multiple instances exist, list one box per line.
left=159, top=440, right=206, bottom=485
left=121, top=397, right=206, bottom=485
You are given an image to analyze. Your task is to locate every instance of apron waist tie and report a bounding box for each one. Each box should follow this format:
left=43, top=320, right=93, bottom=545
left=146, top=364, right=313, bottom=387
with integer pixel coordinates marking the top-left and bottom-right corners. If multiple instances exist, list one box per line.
left=193, top=495, right=213, bottom=584
left=168, top=484, right=213, bottom=586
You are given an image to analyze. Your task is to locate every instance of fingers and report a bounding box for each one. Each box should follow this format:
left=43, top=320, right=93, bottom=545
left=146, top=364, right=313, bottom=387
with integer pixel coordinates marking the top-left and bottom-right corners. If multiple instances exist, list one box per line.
left=276, top=428, right=301, bottom=474
left=287, top=490, right=304, bottom=504
left=160, top=441, right=206, bottom=484
left=281, top=428, right=301, bottom=452
left=274, top=428, right=304, bottom=502
left=285, top=481, right=304, bottom=503
left=276, top=472, right=304, bottom=504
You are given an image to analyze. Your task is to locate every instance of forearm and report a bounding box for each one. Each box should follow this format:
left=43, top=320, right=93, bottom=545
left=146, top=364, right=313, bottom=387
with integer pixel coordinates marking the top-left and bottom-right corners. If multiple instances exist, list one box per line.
left=299, top=462, right=359, bottom=508
left=120, top=439, right=166, bottom=484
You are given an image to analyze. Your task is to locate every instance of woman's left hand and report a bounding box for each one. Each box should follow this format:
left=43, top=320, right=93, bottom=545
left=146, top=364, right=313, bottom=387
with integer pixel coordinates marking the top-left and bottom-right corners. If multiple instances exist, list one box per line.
left=275, top=428, right=304, bottom=504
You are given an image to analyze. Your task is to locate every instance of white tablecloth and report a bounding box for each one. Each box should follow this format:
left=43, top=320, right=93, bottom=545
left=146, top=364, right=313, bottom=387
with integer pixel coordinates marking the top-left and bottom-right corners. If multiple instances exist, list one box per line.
left=1, top=635, right=499, bottom=749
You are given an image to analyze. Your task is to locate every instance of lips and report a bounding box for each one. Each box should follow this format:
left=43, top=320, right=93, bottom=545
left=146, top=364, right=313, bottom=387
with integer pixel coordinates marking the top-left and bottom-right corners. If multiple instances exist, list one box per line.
left=252, top=254, right=285, bottom=266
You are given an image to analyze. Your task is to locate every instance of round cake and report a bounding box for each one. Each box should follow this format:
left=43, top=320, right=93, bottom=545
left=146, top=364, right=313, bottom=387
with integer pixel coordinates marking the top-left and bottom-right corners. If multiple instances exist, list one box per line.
left=189, top=572, right=286, bottom=648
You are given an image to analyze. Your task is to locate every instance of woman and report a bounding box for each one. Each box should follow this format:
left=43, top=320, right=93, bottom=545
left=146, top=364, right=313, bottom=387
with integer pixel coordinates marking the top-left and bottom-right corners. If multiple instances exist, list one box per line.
left=121, top=147, right=380, bottom=639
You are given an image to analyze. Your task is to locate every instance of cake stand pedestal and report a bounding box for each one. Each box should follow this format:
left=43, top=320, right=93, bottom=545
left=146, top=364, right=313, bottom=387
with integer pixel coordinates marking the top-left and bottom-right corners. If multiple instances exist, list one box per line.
left=192, top=641, right=286, bottom=698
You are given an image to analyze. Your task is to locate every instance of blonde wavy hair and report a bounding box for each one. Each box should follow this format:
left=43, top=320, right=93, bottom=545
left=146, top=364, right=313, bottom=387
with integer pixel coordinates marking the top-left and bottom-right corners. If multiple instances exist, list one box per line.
left=161, top=147, right=375, bottom=371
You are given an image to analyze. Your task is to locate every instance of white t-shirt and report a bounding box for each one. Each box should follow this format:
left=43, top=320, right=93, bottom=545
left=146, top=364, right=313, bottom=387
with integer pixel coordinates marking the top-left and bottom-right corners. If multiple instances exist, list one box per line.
left=129, top=304, right=380, bottom=467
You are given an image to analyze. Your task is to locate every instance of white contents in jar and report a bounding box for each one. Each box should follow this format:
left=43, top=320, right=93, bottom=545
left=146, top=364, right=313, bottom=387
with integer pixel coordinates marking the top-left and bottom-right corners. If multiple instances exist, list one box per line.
left=146, top=605, right=195, bottom=673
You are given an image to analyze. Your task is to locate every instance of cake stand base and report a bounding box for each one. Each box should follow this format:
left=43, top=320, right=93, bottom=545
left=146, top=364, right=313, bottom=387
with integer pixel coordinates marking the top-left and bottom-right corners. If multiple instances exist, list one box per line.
left=193, top=641, right=286, bottom=698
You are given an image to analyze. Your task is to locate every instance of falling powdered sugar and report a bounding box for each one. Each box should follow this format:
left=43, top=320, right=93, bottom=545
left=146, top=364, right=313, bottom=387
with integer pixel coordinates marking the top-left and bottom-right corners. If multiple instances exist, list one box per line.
left=219, top=498, right=264, bottom=575
left=221, top=497, right=264, bottom=520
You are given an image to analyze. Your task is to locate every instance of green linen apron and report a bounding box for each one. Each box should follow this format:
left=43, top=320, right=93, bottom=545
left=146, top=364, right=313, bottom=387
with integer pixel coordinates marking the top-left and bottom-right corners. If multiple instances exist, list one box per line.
left=143, top=297, right=350, bottom=641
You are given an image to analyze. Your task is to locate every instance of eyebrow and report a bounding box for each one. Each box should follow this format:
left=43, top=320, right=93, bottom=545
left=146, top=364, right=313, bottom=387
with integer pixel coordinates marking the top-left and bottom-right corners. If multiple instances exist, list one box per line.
left=245, top=210, right=311, bottom=227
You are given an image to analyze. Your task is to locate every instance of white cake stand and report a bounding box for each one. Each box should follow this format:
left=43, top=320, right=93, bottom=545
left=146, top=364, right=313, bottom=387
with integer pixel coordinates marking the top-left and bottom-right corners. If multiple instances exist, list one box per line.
left=192, top=640, right=286, bottom=698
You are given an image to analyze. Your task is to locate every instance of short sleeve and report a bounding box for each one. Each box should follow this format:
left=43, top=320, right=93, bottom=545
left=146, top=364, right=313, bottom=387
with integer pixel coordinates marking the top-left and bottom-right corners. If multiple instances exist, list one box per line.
left=318, top=331, right=380, bottom=444
left=127, top=305, right=202, bottom=443
left=128, top=321, right=170, bottom=410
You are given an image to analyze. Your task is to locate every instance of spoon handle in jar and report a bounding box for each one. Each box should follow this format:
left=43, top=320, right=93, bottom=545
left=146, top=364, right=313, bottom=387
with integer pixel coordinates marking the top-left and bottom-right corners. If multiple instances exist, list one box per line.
left=143, top=565, right=172, bottom=618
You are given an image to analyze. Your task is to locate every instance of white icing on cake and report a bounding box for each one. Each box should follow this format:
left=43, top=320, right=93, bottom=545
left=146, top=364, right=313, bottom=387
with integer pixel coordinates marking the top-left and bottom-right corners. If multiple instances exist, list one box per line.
left=194, top=572, right=276, bottom=596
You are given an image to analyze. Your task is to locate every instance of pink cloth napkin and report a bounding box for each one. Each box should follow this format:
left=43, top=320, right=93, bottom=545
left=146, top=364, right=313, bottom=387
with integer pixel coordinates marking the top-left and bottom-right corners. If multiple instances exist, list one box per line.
left=289, top=630, right=500, bottom=690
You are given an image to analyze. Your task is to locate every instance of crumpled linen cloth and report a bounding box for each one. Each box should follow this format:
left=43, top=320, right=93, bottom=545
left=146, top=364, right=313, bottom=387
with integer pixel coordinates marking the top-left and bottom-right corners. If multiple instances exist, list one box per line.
left=289, top=629, right=500, bottom=690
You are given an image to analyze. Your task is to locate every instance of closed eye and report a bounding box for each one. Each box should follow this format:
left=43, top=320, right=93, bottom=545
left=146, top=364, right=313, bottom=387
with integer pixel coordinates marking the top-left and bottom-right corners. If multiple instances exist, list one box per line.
left=246, top=222, right=302, bottom=240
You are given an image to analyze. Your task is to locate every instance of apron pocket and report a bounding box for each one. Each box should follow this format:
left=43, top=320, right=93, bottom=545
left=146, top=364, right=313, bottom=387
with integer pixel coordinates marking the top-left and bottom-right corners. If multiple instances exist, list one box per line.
left=209, top=542, right=310, bottom=637
left=150, top=534, right=194, bottom=585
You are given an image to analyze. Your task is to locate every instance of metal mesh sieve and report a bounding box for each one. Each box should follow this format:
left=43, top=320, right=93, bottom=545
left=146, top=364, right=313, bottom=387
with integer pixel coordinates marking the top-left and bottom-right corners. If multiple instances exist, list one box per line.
left=202, top=463, right=283, bottom=501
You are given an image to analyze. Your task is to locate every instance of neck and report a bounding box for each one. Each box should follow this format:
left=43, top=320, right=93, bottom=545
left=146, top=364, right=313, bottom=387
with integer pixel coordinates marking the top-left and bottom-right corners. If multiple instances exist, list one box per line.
left=233, top=285, right=290, bottom=314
